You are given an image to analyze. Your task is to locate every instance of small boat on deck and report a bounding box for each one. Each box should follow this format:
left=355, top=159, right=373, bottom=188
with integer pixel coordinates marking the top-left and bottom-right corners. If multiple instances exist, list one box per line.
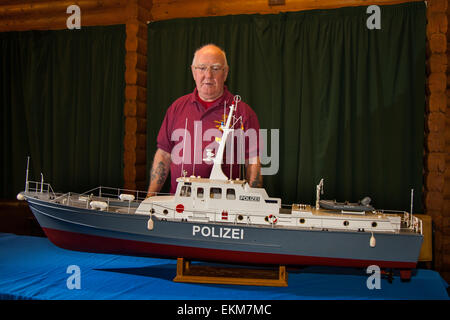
left=319, top=197, right=375, bottom=213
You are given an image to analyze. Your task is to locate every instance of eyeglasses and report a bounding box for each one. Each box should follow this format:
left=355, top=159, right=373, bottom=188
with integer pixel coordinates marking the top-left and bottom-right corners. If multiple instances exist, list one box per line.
left=193, top=65, right=225, bottom=74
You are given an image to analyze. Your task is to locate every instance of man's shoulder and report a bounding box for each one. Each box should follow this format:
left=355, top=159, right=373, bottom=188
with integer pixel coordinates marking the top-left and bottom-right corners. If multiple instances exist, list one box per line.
left=166, top=91, right=195, bottom=113
left=237, top=99, right=255, bottom=113
left=172, top=91, right=195, bottom=105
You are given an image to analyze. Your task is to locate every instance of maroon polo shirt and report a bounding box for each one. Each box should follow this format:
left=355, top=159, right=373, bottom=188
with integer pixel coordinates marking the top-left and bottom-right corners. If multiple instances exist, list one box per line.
left=157, top=87, right=260, bottom=194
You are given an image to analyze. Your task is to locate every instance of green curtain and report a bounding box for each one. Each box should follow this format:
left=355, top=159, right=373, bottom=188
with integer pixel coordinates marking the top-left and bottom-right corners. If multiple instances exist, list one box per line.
left=1, top=25, right=126, bottom=198
left=147, top=2, right=425, bottom=211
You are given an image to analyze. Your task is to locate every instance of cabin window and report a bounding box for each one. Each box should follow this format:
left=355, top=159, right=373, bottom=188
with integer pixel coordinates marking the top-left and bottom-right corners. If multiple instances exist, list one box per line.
left=180, top=186, right=191, bottom=197
left=197, top=187, right=204, bottom=198
left=226, top=189, right=236, bottom=200
left=210, top=188, right=222, bottom=199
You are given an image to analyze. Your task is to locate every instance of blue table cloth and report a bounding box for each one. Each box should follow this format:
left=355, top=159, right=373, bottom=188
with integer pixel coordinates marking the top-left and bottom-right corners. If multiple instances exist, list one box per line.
left=0, top=233, right=448, bottom=300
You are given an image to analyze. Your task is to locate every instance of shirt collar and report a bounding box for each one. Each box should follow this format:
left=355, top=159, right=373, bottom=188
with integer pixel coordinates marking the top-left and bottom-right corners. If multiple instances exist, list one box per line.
left=191, top=86, right=232, bottom=111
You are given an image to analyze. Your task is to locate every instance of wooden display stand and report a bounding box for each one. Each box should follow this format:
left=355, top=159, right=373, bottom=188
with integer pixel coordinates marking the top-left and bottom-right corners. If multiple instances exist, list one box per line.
left=173, top=258, right=288, bottom=287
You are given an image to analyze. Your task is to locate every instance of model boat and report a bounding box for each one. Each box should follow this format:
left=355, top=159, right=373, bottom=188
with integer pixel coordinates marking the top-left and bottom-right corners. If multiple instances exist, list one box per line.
left=17, top=96, right=423, bottom=281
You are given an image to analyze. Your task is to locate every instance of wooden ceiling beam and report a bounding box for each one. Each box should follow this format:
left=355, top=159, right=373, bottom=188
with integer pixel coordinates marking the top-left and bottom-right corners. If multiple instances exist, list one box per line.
left=0, top=0, right=127, bottom=17
left=150, top=0, right=424, bottom=21
left=0, top=1, right=131, bottom=31
left=0, top=6, right=128, bottom=31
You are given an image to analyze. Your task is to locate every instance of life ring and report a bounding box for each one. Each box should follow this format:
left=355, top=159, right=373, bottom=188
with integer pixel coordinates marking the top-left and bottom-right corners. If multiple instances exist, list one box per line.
left=268, top=214, right=278, bottom=224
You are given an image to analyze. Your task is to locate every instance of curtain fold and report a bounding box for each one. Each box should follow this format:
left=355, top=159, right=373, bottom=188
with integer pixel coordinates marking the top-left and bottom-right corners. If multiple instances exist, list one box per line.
left=1, top=25, right=126, bottom=198
left=147, top=2, right=426, bottom=211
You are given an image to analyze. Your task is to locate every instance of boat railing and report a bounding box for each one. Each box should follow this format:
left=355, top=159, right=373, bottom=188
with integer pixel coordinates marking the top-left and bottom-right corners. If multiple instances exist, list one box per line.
left=53, top=192, right=71, bottom=203
left=25, top=180, right=56, bottom=198
left=412, top=216, right=423, bottom=235
left=377, top=209, right=423, bottom=233
left=49, top=190, right=136, bottom=212
left=377, top=209, right=407, bottom=214
left=80, top=186, right=172, bottom=202
left=39, top=185, right=173, bottom=214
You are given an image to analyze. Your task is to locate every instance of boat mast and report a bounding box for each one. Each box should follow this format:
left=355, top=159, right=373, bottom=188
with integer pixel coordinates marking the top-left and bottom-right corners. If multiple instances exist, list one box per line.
left=230, top=126, right=234, bottom=180
left=315, top=178, right=324, bottom=210
left=240, top=119, right=244, bottom=180
left=410, top=189, right=414, bottom=227
left=25, top=156, right=30, bottom=193
left=209, top=95, right=240, bottom=181
left=193, top=121, right=198, bottom=177
left=181, top=118, right=188, bottom=178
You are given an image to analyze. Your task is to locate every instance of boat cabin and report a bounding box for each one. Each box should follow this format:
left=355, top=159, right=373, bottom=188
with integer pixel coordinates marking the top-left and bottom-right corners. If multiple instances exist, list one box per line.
left=173, top=176, right=281, bottom=213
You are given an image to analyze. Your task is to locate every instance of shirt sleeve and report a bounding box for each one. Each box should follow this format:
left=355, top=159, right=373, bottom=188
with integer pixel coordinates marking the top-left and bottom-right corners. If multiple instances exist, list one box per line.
left=156, top=106, right=174, bottom=154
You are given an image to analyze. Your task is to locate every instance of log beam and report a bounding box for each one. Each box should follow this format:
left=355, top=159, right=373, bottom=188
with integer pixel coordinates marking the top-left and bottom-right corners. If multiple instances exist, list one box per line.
left=0, top=0, right=129, bottom=31
left=151, top=0, right=423, bottom=21
left=425, top=0, right=448, bottom=280
left=123, top=0, right=151, bottom=191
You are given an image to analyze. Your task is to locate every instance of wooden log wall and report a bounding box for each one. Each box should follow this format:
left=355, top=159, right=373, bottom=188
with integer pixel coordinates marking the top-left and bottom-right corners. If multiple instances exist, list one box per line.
left=124, top=1, right=151, bottom=191
left=444, top=0, right=450, bottom=282
left=425, top=0, right=449, bottom=281
left=0, top=0, right=449, bottom=281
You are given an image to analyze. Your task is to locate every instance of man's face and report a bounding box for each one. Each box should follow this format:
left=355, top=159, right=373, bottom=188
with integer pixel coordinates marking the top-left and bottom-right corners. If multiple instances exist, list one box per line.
left=191, top=47, right=229, bottom=102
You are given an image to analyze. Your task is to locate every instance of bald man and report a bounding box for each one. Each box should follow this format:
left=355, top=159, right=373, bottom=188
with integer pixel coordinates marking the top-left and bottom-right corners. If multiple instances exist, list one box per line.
left=147, top=44, right=262, bottom=197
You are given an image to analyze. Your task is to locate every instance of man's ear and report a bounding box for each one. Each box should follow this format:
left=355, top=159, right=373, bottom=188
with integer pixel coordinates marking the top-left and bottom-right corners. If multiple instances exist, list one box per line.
left=191, top=65, right=196, bottom=80
left=223, top=66, right=229, bottom=82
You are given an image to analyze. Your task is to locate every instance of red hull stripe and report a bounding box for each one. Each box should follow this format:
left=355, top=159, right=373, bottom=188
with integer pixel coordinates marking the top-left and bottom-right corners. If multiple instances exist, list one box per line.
left=42, top=227, right=416, bottom=269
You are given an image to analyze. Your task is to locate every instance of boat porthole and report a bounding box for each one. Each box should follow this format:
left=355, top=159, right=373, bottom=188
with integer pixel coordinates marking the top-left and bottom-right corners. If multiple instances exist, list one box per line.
left=372, top=222, right=377, bottom=228
left=343, top=221, right=349, bottom=226
left=299, top=218, right=305, bottom=224
left=150, top=208, right=155, bottom=214
left=264, top=216, right=269, bottom=222
left=238, top=215, right=244, bottom=221
left=163, top=209, right=168, bottom=215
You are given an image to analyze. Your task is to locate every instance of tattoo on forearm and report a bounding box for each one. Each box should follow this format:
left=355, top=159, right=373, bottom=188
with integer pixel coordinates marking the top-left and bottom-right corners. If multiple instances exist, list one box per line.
left=151, top=161, right=167, bottom=185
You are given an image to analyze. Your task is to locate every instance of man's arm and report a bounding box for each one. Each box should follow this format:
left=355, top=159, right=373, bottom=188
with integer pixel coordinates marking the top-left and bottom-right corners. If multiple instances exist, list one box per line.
left=146, top=148, right=171, bottom=197
left=246, top=156, right=262, bottom=188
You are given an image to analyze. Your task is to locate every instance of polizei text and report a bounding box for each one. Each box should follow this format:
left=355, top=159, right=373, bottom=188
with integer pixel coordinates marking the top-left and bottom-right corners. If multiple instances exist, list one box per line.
left=192, top=225, right=244, bottom=240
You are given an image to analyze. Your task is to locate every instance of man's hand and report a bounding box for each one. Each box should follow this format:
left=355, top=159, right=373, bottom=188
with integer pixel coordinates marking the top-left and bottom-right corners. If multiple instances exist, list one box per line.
left=246, top=157, right=262, bottom=188
left=146, top=148, right=171, bottom=197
